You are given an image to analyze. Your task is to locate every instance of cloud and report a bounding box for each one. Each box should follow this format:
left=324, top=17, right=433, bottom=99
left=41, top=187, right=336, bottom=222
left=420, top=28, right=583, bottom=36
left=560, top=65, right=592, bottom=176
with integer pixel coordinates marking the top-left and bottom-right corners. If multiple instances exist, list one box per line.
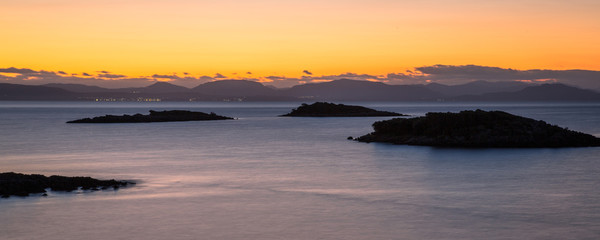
left=303, top=70, right=312, bottom=75
left=0, top=67, right=37, bottom=74
left=149, top=74, right=220, bottom=87
left=247, top=72, right=252, bottom=75
left=412, top=64, right=600, bottom=89
left=0, top=68, right=62, bottom=80
left=255, top=67, right=600, bottom=89
left=415, top=65, right=521, bottom=82
left=0, top=67, right=417, bottom=89
left=319, top=72, right=380, bottom=81
left=2, top=65, right=600, bottom=90
left=214, top=73, right=227, bottom=79
left=98, top=74, right=126, bottom=79
left=0, top=67, right=154, bottom=88
left=265, top=76, right=290, bottom=81
left=198, top=76, right=214, bottom=81
left=260, top=73, right=385, bottom=88
left=152, top=74, right=181, bottom=80
left=261, top=76, right=305, bottom=88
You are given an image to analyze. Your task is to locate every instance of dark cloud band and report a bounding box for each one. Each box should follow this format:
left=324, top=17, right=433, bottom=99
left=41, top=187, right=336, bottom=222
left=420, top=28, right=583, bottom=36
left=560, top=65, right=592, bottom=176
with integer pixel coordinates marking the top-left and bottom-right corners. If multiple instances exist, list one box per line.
left=1, top=65, right=599, bottom=90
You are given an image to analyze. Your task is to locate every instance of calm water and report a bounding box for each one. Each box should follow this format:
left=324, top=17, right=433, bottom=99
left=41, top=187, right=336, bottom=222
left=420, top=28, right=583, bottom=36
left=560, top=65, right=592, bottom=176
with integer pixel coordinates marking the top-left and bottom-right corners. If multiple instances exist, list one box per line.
left=1, top=101, right=599, bottom=240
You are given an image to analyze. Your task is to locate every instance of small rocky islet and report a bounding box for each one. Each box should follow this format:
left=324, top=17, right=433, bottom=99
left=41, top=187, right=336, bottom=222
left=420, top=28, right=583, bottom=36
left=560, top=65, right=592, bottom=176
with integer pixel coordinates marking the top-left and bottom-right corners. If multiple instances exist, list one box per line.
left=281, top=102, right=406, bottom=117
left=356, top=109, right=600, bottom=148
left=0, top=172, right=134, bottom=198
left=67, top=110, right=234, bottom=123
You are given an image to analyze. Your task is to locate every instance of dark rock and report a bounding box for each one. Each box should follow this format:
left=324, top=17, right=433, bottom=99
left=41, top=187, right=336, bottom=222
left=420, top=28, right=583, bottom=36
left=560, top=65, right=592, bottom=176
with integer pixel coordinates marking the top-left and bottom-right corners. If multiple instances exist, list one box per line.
left=347, top=136, right=354, bottom=140
left=0, top=172, right=134, bottom=198
left=280, top=102, right=406, bottom=117
left=357, top=109, right=600, bottom=148
left=67, top=110, right=234, bottom=123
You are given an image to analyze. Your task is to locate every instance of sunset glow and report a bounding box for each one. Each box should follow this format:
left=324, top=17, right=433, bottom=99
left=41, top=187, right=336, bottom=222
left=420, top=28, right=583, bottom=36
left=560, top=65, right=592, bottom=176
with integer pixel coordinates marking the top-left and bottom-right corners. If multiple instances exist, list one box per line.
left=1, top=0, right=600, bottom=87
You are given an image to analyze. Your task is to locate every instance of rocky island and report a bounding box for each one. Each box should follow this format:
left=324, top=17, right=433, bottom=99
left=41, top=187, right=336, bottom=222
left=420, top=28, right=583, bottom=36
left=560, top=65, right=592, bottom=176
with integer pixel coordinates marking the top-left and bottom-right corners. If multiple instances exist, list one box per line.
left=0, top=172, right=134, bottom=198
left=356, top=109, right=600, bottom=148
left=280, top=102, right=406, bottom=117
left=67, top=110, right=234, bottom=123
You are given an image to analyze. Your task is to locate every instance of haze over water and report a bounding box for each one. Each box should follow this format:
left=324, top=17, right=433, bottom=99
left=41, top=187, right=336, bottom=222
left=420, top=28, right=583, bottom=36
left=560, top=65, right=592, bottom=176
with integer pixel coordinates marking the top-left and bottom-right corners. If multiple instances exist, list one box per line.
left=1, top=102, right=600, bottom=240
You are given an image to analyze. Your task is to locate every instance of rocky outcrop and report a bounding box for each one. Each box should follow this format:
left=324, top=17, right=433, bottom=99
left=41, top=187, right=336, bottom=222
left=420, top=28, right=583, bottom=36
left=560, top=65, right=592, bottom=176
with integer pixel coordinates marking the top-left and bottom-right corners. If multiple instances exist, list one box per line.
left=280, top=102, right=406, bottom=117
left=357, top=109, right=600, bottom=148
left=0, top=172, right=134, bottom=198
left=67, top=110, right=234, bottom=123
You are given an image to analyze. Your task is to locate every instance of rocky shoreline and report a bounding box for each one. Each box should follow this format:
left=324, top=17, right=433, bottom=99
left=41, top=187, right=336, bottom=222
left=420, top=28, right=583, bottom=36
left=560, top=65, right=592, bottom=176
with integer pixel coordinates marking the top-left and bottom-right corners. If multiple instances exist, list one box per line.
left=0, top=172, right=134, bottom=198
left=356, top=109, right=600, bottom=148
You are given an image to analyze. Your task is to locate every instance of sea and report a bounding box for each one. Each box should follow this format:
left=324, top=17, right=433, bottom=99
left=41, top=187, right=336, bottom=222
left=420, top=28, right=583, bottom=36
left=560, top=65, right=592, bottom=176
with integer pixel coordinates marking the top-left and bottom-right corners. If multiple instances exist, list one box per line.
left=1, top=101, right=599, bottom=240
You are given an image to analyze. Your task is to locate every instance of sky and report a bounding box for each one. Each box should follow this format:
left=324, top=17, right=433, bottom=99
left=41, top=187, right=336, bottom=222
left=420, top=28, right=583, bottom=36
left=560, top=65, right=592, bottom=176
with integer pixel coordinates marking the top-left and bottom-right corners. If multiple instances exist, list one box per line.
left=1, top=0, right=600, bottom=89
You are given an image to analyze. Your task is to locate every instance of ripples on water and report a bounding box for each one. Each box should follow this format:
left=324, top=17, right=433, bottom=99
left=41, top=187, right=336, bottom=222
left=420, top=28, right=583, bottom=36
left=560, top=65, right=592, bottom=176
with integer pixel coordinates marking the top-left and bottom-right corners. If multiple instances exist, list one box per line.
left=1, top=102, right=599, bottom=240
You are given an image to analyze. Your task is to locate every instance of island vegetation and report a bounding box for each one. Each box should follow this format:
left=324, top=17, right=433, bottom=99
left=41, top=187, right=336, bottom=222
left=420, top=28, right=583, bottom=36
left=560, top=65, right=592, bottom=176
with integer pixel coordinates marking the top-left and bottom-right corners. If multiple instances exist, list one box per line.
left=356, top=109, right=600, bottom=148
left=0, top=172, right=134, bottom=198
left=67, top=110, right=234, bottom=123
left=280, top=102, right=406, bottom=117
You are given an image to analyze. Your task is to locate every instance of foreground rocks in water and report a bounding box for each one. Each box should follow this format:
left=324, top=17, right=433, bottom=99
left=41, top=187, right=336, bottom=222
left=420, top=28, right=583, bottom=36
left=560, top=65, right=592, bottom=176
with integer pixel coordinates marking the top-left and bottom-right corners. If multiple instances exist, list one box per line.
left=0, top=172, right=134, bottom=198
left=280, top=102, right=406, bottom=117
left=357, top=109, right=600, bottom=148
left=67, top=110, right=234, bottom=123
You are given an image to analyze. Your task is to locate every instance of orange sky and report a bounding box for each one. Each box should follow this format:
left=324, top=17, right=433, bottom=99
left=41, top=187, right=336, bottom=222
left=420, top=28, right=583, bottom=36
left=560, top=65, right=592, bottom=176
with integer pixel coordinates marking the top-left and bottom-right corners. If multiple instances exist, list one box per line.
left=1, top=0, right=599, bottom=80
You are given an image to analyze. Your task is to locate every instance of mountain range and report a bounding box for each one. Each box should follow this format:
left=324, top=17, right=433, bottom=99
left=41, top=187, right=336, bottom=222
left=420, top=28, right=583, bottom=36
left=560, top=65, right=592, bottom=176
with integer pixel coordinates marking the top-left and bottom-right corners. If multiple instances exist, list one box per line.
left=1, top=79, right=599, bottom=102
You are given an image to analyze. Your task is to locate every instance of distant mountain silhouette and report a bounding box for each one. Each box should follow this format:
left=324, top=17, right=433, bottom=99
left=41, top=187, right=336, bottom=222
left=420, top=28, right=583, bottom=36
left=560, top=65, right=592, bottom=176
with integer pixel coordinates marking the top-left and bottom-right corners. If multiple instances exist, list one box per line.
left=3, top=80, right=600, bottom=102
left=43, top=82, right=190, bottom=94
left=424, top=80, right=531, bottom=97
left=43, top=83, right=117, bottom=93
left=127, top=82, right=190, bottom=94
left=284, top=79, right=442, bottom=101
left=193, top=80, right=274, bottom=96
left=190, top=80, right=294, bottom=100
left=0, top=83, right=79, bottom=100
left=455, top=83, right=600, bottom=101
left=44, top=82, right=194, bottom=101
